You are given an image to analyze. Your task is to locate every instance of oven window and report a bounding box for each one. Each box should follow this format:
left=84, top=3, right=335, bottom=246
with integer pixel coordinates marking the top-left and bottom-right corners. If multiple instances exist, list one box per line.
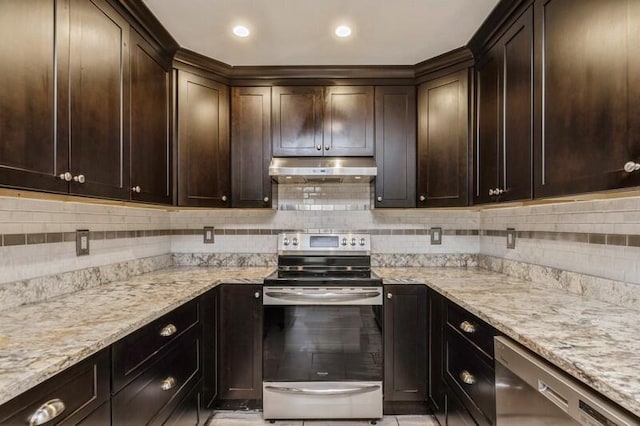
left=263, top=305, right=383, bottom=381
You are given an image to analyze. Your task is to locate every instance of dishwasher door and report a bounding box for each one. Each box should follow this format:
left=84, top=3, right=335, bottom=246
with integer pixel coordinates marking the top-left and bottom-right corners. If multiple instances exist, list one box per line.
left=494, top=337, right=639, bottom=426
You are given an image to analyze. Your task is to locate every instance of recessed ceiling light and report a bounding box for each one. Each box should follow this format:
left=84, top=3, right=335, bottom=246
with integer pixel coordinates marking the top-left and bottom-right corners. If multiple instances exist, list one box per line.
left=233, top=25, right=250, bottom=38
left=335, top=25, right=352, bottom=38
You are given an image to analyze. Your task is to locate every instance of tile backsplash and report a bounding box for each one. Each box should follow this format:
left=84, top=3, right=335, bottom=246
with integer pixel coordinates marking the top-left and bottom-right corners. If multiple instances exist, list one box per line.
left=276, top=182, right=373, bottom=210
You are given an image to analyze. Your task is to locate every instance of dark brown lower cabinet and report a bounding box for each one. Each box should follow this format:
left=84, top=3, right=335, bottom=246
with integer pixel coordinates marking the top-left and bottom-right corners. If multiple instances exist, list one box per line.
left=202, top=287, right=219, bottom=409
left=0, top=350, right=110, bottom=425
left=217, top=284, right=263, bottom=405
left=428, top=289, right=446, bottom=424
left=383, top=285, right=428, bottom=411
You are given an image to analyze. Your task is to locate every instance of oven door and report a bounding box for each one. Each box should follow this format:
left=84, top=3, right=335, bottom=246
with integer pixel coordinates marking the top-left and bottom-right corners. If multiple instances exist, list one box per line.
left=263, top=286, right=383, bottom=419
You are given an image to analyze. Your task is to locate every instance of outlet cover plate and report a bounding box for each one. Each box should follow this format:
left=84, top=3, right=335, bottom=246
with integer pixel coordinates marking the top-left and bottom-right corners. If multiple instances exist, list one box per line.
left=204, top=226, right=215, bottom=244
left=430, top=227, right=442, bottom=245
left=76, top=230, right=90, bottom=256
left=507, top=228, right=516, bottom=249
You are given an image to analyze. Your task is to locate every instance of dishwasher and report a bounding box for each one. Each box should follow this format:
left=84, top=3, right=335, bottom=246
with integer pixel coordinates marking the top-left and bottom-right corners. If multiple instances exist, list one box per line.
left=494, top=336, right=639, bottom=425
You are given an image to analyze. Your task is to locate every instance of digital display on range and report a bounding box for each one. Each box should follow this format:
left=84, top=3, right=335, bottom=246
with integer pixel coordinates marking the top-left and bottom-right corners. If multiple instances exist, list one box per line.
left=310, top=236, right=339, bottom=248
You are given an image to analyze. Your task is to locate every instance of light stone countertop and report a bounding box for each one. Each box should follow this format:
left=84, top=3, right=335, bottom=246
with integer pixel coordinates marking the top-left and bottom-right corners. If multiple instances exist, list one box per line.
left=0, top=267, right=272, bottom=406
left=375, top=267, right=640, bottom=419
left=2, top=265, right=640, bottom=420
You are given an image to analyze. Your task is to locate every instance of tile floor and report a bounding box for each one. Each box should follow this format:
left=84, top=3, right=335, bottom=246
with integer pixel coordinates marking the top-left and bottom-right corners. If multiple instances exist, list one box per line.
left=206, top=411, right=438, bottom=425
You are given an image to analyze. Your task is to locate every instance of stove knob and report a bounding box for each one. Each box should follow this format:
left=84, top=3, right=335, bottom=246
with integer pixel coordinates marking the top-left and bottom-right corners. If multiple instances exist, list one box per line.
left=283, top=237, right=290, bottom=246
left=359, top=238, right=366, bottom=246
left=341, top=238, right=348, bottom=246
left=350, top=238, right=356, bottom=246
left=292, top=237, right=299, bottom=246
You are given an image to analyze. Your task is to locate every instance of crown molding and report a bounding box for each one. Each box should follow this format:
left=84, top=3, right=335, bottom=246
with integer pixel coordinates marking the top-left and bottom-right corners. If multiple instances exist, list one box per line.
left=116, top=0, right=179, bottom=56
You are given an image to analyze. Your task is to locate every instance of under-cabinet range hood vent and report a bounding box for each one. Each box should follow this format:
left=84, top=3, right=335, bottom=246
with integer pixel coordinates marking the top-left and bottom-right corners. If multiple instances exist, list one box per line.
left=269, top=157, right=377, bottom=183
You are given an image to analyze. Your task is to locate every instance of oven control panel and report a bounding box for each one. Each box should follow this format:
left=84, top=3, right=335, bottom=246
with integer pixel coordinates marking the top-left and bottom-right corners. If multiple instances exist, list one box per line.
left=278, top=233, right=371, bottom=253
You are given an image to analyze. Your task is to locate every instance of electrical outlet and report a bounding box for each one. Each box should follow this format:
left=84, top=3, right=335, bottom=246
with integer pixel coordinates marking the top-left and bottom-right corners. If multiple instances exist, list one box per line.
left=203, top=226, right=215, bottom=244
left=430, top=227, right=442, bottom=245
left=507, top=228, right=516, bottom=249
left=76, top=230, right=90, bottom=256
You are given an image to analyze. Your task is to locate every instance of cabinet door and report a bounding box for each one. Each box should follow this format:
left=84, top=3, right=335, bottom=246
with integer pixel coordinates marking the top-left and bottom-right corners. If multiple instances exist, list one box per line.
left=129, top=30, right=172, bottom=205
left=383, top=285, right=428, bottom=402
left=272, top=86, right=323, bottom=157
left=0, top=0, right=67, bottom=193
left=218, top=285, right=262, bottom=401
left=374, top=86, right=416, bottom=208
left=202, top=288, right=219, bottom=408
left=534, top=0, right=639, bottom=196
left=231, top=87, right=272, bottom=207
left=500, top=7, right=533, bottom=202
left=474, top=47, right=501, bottom=204
left=66, top=0, right=130, bottom=200
left=417, top=70, right=469, bottom=207
left=324, top=86, right=375, bottom=156
left=177, top=71, right=230, bottom=207
left=630, top=0, right=640, bottom=182
left=428, top=290, right=446, bottom=425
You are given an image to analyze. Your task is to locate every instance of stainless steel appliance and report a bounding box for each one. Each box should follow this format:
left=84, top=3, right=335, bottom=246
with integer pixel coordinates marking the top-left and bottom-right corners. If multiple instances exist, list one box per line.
left=262, top=233, right=383, bottom=420
left=268, top=157, right=377, bottom=183
left=495, top=336, right=638, bottom=425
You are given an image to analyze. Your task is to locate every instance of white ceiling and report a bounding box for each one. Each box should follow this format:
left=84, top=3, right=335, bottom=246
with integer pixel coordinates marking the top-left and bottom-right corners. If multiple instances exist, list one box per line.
left=143, top=0, right=500, bottom=66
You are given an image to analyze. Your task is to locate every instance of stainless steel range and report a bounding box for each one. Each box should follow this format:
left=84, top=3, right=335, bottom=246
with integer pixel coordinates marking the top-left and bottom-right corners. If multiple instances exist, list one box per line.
left=262, top=233, right=383, bottom=421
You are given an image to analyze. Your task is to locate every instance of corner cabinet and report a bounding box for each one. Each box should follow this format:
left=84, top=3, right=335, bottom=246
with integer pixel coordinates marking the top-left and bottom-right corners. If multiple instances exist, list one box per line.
left=475, top=5, right=533, bottom=204
left=383, top=285, right=428, bottom=408
left=177, top=70, right=230, bottom=207
left=374, top=86, right=417, bottom=208
left=417, top=69, right=470, bottom=207
left=534, top=0, right=640, bottom=197
left=231, top=87, right=272, bottom=208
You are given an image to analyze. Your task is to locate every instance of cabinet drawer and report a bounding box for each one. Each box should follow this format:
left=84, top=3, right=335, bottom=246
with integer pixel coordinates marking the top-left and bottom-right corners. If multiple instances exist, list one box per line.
left=112, top=300, right=199, bottom=392
left=112, top=328, right=201, bottom=425
left=445, top=328, right=495, bottom=424
left=0, top=350, right=109, bottom=425
left=447, top=302, right=495, bottom=358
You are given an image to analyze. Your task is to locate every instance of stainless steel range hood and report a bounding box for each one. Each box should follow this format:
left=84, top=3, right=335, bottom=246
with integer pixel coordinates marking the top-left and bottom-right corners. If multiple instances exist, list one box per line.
left=269, top=157, right=377, bottom=183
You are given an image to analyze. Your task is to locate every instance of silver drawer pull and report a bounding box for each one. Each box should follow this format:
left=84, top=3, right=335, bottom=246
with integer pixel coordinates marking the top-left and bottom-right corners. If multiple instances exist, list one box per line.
left=161, top=376, right=176, bottom=391
left=28, top=399, right=66, bottom=426
left=460, top=370, right=476, bottom=385
left=160, top=324, right=177, bottom=337
left=459, top=320, right=477, bottom=334
left=265, top=384, right=380, bottom=396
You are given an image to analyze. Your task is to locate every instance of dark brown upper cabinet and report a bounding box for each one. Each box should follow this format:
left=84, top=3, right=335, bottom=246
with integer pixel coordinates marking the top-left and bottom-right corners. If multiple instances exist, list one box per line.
left=534, top=0, right=640, bottom=197
left=0, top=0, right=67, bottom=194
left=177, top=70, right=230, bottom=207
left=475, top=6, right=533, bottom=204
left=272, top=86, right=324, bottom=157
left=323, top=86, right=375, bottom=156
left=129, top=30, right=172, bottom=205
left=231, top=87, right=272, bottom=208
left=374, top=86, right=416, bottom=208
left=64, top=0, right=131, bottom=200
left=417, top=69, right=469, bottom=207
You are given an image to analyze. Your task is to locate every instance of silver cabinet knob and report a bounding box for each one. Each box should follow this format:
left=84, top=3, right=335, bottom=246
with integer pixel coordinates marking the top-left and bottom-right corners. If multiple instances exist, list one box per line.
left=624, top=161, right=640, bottom=173
left=59, top=172, right=72, bottom=182
left=377, top=196, right=383, bottom=202
left=131, top=185, right=141, bottom=193
left=419, top=195, right=426, bottom=201
left=325, top=145, right=330, bottom=150
left=28, top=399, right=66, bottom=426
left=160, top=323, right=177, bottom=337
left=496, top=188, right=504, bottom=195
left=161, top=376, right=176, bottom=391
left=221, top=195, right=227, bottom=202
left=489, top=189, right=495, bottom=196
left=460, top=370, right=476, bottom=385
left=387, top=293, right=392, bottom=299
left=254, top=291, right=260, bottom=299
left=458, top=321, right=477, bottom=334
left=263, top=196, right=270, bottom=203
left=316, top=145, right=322, bottom=151
left=73, top=174, right=85, bottom=184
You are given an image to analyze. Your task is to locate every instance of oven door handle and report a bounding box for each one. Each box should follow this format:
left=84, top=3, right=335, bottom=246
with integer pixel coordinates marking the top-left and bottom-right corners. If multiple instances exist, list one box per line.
left=264, top=291, right=380, bottom=303
left=264, top=384, right=381, bottom=396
